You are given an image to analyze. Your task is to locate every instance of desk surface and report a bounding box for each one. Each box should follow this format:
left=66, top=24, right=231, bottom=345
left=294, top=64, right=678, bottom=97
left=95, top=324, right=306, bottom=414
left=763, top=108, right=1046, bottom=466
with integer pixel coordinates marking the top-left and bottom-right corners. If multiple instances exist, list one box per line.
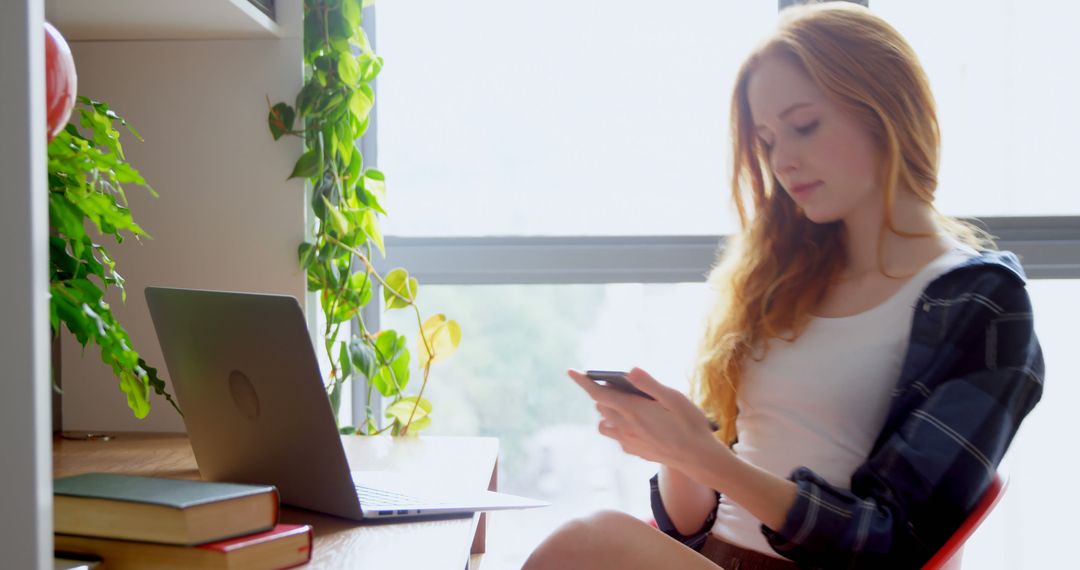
left=53, top=432, right=498, bottom=569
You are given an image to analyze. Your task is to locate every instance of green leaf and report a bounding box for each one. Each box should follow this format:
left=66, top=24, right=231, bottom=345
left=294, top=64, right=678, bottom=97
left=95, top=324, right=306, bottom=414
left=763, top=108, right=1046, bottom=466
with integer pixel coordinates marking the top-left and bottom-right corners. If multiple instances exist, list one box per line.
left=118, top=370, right=151, bottom=419
left=49, top=297, right=60, bottom=334
left=327, top=9, right=353, bottom=41
left=349, top=85, right=374, bottom=121
left=323, top=91, right=348, bottom=119
left=52, top=284, right=91, bottom=345
left=371, top=330, right=410, bottom=396
left=307, top=262, right=329, bottom=292
left=385, top=396, right=432, bottom=425
left=382, top=268, right=417, bottom=309
left=354, top=113, right=370, bottom=139
left=328, top=293, right=359, bottom=325
left=417, top=313, right=462, bottom=367
left=342, top=0, right=363, bottom=30
left=139, top=357, right=181, bottom=416
left=345, top=149, right=363, bottom=189
left=389, top=345, right=411, bottom=391
left=405, top=415, right=432, bottom=433
left=360, top=169, right=386, bottom=214
left=289, top=148, right=321, bottom=179
left=372, top=366, right=393, bottom=397
left=340, top=425, right=358, bottom=435
left=318, top=280, right=334, bottom=312
left=347, top=270, right=374, bottom=307
left=335, top=122, right=354, bottom=164
left=49, top=193, right=87, bottom=251
left=311, top=173, right=337, bottom=220
left=358, top=53, right=384, bottom=82
left=320, top=124, right=338, bottom=165
left=303, top=12, right=325, bottom=63
left=349, top=337, right=378, bottom=380
left=295, top=80, right=321, bottom=116
left=317, top=241, right=344, bottom=263
left=338, top=54, right=360, bottom=86
left=70, top=278, right=104, bottom=303
left=374, top=329, right=405, bottom=364
left=312, top=55, right=335, bottom=87
left=298, top=242, right=317, bottom=269
left=322, top=196, right=350, bottom=235
left=338, top=340, right=353, bottom=380
left=360, top=209, right=384, bottom=256
left=328, top=379, right=343, bottom=419
left=363, top=168, right=385, bottom=194
left=268, top=102, right=295, bottom=140
left=355, top=26, right=374, bottom=54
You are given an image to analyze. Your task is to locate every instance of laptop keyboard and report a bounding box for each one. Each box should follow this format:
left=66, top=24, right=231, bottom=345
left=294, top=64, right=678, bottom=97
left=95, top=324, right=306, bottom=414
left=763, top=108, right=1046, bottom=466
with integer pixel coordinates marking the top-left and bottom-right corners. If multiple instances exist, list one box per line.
left=355, top=485, right=448, bottom=508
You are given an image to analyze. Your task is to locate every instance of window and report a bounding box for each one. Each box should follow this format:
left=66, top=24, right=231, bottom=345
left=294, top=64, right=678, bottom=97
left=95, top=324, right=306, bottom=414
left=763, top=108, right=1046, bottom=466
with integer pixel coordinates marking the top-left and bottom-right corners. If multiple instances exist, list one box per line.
left=381, top=283, right=710, bottom=568
left=363, top=1, right=1080, bottom=567
left=376, top=1, right=777, bottom=237
left=873, top=0, right=1080, bottom=218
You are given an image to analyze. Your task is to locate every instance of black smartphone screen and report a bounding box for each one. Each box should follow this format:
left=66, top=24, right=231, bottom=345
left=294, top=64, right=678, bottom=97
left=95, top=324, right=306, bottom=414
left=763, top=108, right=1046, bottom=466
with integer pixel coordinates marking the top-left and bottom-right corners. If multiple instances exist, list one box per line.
left=584, top=370, right=655, bottom=400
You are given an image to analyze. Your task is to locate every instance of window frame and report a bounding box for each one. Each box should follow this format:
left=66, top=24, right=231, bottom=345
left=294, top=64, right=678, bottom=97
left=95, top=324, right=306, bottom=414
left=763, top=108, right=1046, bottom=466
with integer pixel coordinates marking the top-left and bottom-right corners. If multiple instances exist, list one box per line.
left=354, top=217, right=1080, bottom=422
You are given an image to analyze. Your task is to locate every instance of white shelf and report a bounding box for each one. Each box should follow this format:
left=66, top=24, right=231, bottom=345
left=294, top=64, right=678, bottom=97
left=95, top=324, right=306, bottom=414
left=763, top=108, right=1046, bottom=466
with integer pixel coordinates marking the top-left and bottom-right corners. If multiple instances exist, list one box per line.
left=46, top=0, right=281, bottom=40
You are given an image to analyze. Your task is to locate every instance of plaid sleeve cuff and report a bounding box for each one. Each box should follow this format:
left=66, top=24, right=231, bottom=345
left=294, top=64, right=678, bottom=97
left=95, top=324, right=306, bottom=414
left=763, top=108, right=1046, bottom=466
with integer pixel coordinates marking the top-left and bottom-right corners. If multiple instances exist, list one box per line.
left=762, top=467, right=874, bottom=553
left=760, top=467, right=906, bottom=568
left=649, top=472, right=719, bottom=551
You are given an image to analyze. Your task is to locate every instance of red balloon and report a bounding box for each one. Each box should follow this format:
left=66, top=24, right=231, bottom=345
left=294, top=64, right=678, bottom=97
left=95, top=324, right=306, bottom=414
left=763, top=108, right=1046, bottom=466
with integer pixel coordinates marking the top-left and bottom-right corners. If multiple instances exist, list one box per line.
left=45, top=21, right=77, bottom=142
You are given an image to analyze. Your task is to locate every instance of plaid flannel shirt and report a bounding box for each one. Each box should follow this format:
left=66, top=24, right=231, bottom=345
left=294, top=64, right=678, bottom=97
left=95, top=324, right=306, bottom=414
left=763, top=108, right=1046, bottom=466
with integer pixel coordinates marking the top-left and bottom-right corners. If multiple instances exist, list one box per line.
left=650, top=249, right=1044, bottom=569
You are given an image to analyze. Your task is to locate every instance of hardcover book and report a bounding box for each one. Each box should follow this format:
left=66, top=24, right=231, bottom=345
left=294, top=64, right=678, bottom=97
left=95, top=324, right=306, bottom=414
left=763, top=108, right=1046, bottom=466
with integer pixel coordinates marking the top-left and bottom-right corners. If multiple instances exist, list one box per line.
left=53, top=473, right=279, bottom=545
left=55, top=523, right=313, bottom=570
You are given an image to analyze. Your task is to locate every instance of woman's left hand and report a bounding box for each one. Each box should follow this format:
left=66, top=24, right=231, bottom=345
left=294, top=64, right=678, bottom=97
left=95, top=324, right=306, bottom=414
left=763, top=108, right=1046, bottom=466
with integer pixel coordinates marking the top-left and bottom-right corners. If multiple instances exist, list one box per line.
left=568, top=368, right=723, bottom=470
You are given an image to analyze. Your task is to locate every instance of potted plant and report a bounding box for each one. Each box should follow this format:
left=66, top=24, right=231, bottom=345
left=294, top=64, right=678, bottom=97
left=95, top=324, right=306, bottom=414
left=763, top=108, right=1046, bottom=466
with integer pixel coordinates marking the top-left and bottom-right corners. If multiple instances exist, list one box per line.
left=47, top=18, right=179, bottom=418
left=267, top=0, right=460, bottom=436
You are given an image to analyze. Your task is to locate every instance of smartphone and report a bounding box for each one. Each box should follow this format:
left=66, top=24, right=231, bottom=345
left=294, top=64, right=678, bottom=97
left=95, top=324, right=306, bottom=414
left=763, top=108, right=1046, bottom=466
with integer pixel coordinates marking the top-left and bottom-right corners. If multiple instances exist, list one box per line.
left=585, top=370, right=655, bottom=400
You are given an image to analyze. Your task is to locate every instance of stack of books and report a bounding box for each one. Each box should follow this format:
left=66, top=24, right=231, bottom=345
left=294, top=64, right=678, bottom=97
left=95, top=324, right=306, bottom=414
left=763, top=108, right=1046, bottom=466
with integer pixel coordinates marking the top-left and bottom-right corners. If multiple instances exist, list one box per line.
left=53, top=473, right=313, bottom=569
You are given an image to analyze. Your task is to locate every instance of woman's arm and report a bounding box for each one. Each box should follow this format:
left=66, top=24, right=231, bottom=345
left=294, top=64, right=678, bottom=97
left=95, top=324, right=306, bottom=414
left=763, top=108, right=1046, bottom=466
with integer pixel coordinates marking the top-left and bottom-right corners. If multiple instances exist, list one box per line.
left=672, top=443, right=798, bottom=533
left=656, top=464, right=719, bottom=536
left=577, top=369, right=799, bottom=534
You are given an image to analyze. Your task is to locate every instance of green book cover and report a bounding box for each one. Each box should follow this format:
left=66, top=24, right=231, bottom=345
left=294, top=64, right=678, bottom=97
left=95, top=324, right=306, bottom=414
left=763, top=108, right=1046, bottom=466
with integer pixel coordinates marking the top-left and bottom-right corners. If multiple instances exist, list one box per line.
left=53, top=473, right=276, bottom=509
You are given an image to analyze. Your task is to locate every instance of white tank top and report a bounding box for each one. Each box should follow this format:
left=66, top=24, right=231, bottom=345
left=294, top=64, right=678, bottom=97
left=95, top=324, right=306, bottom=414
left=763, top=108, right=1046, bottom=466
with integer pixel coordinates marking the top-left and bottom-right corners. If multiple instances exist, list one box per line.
left=710, top=243, right=977, bottom=558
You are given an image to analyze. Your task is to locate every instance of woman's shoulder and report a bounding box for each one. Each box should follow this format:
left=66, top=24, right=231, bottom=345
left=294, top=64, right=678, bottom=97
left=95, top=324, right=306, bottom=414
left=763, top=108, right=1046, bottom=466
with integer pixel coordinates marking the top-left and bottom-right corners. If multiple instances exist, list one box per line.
left=915, top=248, right=1035, bottom=341
left=925, top=247, right=1028, bottom=295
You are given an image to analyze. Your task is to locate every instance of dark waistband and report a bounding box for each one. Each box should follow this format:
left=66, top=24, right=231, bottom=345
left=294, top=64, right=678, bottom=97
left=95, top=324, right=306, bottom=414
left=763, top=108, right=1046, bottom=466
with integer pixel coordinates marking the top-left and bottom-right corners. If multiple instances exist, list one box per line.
left=699, top=534, right=799, bottom=570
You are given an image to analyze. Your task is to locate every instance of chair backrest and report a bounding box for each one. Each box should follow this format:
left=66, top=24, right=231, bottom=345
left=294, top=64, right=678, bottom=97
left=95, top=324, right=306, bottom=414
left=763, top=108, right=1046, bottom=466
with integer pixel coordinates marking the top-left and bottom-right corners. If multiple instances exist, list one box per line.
left=921, top=472, right=1008, bottom=570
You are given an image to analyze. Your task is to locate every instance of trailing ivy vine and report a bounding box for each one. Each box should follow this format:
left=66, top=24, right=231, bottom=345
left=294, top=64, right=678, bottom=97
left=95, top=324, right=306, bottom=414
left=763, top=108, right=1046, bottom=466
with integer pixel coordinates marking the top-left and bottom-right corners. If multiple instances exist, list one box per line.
left=268, top=0, right=460, bottom=435
left=48, top=96, right=180, bottom=419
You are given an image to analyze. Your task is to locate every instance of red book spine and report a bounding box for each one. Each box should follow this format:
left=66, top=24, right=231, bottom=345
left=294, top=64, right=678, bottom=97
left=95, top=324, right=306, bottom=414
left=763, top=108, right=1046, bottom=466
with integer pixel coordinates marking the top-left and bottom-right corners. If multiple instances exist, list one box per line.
left=198, top=523, right=313, bottom=567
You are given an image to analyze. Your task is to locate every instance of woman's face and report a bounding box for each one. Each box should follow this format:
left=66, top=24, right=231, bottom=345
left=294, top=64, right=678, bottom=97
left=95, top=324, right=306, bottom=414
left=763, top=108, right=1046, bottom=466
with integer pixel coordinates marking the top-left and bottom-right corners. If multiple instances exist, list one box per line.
left=746, top=55, right=882, bottom=225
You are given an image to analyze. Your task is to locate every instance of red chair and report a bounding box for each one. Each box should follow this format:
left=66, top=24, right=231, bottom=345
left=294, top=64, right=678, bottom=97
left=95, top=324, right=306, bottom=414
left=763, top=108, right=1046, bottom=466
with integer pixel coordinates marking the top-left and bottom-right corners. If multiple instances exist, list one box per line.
left=645, top=472, right=1007, bottom=569
left=922, top=472, right=1008, bottom=570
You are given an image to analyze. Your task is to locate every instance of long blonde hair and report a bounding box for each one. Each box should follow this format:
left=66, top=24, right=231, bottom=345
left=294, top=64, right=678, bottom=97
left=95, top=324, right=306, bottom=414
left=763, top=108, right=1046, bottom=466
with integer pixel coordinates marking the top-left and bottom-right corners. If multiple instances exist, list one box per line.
left=694, top=2, right=994, bottom=445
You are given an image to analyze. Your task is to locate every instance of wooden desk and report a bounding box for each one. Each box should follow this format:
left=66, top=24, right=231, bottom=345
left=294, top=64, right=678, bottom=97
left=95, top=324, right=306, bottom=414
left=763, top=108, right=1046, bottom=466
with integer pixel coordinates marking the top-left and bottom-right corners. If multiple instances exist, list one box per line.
left=53, top=433, right=499, bottom=569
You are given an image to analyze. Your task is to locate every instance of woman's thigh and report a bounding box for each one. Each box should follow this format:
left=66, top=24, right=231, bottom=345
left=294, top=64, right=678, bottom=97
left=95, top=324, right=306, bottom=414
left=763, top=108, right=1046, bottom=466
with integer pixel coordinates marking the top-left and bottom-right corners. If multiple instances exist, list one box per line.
left=522, top=510, right=725, bottom=570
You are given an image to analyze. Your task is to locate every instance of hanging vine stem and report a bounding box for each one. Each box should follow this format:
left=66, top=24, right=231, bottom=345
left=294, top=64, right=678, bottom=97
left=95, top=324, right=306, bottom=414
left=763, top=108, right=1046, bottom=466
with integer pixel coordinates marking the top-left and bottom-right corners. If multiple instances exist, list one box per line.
left=324, top=235, right=440, bottom=434
left=268, top=0, right=460, bottom=436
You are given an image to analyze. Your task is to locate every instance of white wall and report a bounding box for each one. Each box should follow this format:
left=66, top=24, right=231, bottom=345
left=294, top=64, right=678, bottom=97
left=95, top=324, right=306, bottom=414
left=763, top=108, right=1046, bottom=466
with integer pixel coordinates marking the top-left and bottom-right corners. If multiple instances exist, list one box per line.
left=57, top=24, right=307, bottom=432
left=0, top=1, right=53, bottom=567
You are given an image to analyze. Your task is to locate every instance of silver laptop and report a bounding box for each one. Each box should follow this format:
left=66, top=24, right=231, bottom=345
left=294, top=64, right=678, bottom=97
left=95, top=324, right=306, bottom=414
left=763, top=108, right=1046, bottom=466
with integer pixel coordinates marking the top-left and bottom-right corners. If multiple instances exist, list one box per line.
left=144, top=286, right=547, bottom=520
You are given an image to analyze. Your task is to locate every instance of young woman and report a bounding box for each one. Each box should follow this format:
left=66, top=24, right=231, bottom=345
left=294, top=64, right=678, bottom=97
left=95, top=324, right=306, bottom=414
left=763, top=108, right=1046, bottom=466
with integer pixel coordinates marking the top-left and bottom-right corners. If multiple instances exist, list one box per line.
left=523, top=3, right=1044, bottom=569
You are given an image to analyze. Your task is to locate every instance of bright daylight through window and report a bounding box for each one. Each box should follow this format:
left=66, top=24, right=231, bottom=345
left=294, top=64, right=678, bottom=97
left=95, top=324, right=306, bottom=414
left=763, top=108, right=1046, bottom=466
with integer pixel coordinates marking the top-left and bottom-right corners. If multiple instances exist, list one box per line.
left=372, top=1, right=1079, bottom=567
